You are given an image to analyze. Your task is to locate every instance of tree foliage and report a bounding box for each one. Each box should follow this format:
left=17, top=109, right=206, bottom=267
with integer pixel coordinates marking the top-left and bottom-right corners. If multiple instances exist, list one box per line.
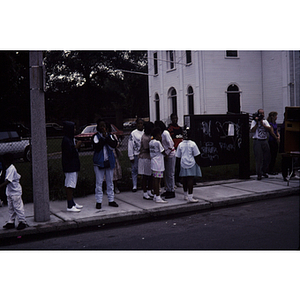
left=0, top=51, right=30, bottom=127
left=44, top=50, right=149, bottom=128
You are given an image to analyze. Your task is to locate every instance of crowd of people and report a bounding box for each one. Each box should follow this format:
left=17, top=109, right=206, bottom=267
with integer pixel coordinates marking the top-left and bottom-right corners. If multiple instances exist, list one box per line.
left=128, top=114, right=202, bottom=204
left=0, top=109, right=295, bottom=229
left=250, top=108, right=294, bottom=181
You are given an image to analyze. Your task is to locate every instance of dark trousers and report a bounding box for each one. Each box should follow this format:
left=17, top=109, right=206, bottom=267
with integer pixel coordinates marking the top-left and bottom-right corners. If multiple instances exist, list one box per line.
left=268, top=140, right=278, bottom=173
left=253, top=139, right=271, bottom=176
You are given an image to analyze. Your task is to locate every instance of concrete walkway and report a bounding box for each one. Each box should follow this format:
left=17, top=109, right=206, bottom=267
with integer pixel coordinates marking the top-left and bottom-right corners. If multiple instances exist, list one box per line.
left=0, top=174, right=299, bottom=240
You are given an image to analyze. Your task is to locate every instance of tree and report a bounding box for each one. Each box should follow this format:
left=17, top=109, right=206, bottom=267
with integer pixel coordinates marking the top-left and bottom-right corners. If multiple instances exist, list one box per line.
left=44, top=51, right=148, bottom=128
left=0, top=51, right=30, bottom=128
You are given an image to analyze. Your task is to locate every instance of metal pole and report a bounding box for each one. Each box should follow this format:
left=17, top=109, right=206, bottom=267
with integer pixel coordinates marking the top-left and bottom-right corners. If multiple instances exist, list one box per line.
left=29, top=51, right=50, bottom=222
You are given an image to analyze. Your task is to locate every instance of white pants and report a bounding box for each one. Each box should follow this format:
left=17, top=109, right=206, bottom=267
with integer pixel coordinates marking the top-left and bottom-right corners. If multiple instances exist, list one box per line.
left=7, top=195, right=26, bottom=223
left=94, top=166, right=114, bottom=203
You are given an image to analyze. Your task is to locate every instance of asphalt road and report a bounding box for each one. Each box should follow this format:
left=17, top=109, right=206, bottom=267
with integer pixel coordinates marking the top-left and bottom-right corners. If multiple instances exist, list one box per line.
left=1, top=194, right=299, bottom=250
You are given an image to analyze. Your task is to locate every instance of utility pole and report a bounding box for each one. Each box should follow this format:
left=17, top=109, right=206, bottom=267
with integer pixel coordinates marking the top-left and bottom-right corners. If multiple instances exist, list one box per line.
left=29, top=51, right=50, bottom=222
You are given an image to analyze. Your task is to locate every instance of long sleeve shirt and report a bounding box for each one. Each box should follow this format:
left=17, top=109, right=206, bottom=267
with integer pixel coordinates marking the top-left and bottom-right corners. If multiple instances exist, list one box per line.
left=128, top=129, right=144, bottom=160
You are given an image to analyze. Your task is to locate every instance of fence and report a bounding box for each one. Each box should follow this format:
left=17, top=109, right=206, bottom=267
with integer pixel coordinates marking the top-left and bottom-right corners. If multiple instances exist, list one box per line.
left=0, top=131, right=131, bottom=204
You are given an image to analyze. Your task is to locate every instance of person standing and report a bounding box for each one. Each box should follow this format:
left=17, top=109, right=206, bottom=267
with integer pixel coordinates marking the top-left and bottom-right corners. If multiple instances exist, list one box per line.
left=93, top=118, right=119, bottom=209
left=167, top=113, right=183, bottom=187
left=106, top=124, right=122, bottom=194
left=250, top=109, right=277, bottom=180
left=279, top=113, right=293, bottom=181
left=128, top=118, right=144, bottom=192
left=62, top=121, right=83, bottom=212
left=267, top=111, right=280, bottom=175
left=176, top=127, right=201, bottom=203
left=149, top=127, right=168, bottom=203
left=0, top=153, right=28, bottom=230
left=155, top=120, right=176, bottom=199
left=138, top=121, right=155, bottom=200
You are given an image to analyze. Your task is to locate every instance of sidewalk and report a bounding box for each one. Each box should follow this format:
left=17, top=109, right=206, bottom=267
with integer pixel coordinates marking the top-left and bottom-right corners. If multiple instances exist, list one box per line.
left=0, top=174, right=299, bottom=240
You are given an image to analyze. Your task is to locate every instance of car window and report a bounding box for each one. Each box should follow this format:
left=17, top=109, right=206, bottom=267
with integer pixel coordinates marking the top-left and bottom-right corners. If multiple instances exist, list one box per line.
left=9, top=131, right=19, bottom=138
left=82, top=126, right=97, bottom=134
left=0, top=132, right=9, bottom=141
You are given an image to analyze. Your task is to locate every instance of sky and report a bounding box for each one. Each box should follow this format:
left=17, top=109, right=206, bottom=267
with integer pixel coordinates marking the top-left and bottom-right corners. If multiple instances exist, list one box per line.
left=1, top=1, right=299, bottom=50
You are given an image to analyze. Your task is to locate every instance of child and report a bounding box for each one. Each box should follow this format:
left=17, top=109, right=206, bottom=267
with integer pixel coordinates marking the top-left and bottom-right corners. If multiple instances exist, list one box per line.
left=176, top=127, right=202, bottom=203
left=149, top=127, right=168, bottom=203
left=128, top=118, right=144, bottom=192
left=138, top=121, right=154, bottom=200
left=0, top=153, right=28, bottom=230
left=62, top=121, right=83, bottom=212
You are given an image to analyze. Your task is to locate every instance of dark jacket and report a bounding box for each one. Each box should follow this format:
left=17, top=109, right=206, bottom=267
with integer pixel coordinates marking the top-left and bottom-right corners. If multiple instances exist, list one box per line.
left=92, top=132, right=117, bottom=169
left=61, top=121, right=80, bottom=173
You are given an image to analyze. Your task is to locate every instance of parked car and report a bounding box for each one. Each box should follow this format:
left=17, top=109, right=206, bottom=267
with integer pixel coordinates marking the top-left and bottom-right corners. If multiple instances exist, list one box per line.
left=123, top=120, right=136, bottom=129
left=0, top=130, right=31, bottom=162
left=46, top=123, right=63, bottom=137
left=8, top=123, right=31, bottom=138
left=75, top=124, right=124, bottom=150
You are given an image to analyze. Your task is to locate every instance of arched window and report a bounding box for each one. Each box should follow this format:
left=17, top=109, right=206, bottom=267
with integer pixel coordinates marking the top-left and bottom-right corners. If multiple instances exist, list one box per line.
left=168, top=87, right=177, bottom=115
left=154, top=93, right=160, bottom=121
left=227, top=84, right=241, bottom=114
left=187, top=86, right=194, bottom=115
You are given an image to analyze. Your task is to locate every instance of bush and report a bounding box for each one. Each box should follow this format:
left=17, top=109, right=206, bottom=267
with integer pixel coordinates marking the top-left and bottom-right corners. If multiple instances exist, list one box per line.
left=13, top=138, right=284, bottom=203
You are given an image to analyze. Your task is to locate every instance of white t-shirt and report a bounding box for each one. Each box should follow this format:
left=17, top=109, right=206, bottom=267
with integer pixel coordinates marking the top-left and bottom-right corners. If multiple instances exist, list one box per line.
left=176, top=140, right=200, bottom=169
left=149, top=139, right=165, bottom=172
left=250, top=120, right=270, bottom=139
left=161, top=130, right=175, bottom=157
left=5, top=164, right=22, bottom=196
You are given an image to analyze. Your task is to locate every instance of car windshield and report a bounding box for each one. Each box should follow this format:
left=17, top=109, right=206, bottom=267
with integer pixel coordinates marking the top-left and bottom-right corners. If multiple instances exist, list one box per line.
left=0, top=132, right=9, bottom=141
left=82, top=126, right=97, bottom=134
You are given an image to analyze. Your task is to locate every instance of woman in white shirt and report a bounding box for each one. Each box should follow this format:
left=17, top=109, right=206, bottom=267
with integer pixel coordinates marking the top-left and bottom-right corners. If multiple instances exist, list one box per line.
left=176, top=127, right=202, bottom=203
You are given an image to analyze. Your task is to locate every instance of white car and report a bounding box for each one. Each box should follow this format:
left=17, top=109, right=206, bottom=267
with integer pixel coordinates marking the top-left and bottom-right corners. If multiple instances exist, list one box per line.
left=0, top=130, right=31, bottom=162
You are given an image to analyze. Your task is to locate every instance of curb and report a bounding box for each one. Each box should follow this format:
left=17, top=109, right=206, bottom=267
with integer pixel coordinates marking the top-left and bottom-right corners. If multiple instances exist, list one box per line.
left=0, top=186, right=298, bottom=241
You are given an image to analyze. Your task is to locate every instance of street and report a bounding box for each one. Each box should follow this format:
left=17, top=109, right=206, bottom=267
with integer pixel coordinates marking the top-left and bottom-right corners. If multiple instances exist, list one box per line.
left=1, top=195, right=299, bottom=250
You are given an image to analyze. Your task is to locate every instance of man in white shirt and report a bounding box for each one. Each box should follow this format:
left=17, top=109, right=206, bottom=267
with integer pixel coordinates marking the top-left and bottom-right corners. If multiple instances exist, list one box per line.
left=250, top=109, right=277, bottom=180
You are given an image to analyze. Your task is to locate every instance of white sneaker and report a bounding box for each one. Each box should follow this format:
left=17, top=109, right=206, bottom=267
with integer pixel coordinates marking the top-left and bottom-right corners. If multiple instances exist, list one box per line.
left=155, top=196, right=168, bottom=203
left=75, top=203, right=83, bottom=209
left=67, top=206, right=81, bottom=212
left=147, top=191, right=154, bottom=198
left=184, top=196, right=188, bottom=201
left=187, top=198, right=199, bottom=203
left=143, top=193, right=152, bottom=200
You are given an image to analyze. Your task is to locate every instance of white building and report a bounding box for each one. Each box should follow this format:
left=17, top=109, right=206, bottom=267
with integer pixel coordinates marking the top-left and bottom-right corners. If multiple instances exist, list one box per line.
left=147, top=50, right=300, bottom=125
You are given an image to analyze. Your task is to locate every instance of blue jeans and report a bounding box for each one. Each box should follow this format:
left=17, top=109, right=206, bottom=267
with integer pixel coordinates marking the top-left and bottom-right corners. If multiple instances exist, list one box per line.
left=164, top=155, right=176, bottom=192
left=94, top=166, right=114, bottom=203
left=131, top=155, right=139, bottom=189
